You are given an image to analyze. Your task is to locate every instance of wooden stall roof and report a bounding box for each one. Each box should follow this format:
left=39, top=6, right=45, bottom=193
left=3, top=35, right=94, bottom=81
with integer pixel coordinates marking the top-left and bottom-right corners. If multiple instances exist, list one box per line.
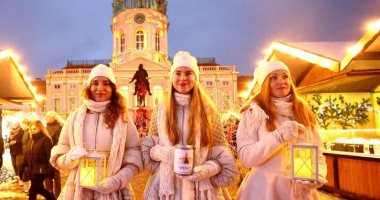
left=0, top=53, right=37, bottom=104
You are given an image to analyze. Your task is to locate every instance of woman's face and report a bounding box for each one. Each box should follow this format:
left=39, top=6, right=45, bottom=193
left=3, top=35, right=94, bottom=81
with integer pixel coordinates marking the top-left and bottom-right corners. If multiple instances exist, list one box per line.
left=30, top=124, right=40, bottom=134
left=172, top=67, right=195, bottom=94
left=268, top=69, right=291, bottom=98
left=90, top=77, right=113, bottom=102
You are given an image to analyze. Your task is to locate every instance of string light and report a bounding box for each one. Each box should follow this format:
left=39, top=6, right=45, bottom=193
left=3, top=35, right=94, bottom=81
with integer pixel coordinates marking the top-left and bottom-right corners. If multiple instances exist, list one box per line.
left=0, top=49, right=42, bottom=103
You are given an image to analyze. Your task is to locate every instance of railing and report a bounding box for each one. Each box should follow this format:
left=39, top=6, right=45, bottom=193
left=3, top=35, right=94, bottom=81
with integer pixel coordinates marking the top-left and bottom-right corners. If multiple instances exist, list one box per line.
left=67, top=59, right=111, bottom=66
left=199, top=65, right=236, bottom=72
left=48, top=68, right=92, bottom=75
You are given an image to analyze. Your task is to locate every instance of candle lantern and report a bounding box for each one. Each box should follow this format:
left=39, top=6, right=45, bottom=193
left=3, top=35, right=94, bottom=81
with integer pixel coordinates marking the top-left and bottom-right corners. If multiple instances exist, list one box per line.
left=291, top=144, right=319, bottom=181
left=78, top=152, right=107, bottom=188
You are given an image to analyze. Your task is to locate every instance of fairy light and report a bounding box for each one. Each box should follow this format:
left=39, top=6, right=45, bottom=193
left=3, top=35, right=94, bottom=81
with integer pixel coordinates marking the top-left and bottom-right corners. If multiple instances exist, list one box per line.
left=268, top=42, right=339, bottom=71
left=0, top=49, right=43, bottom=103
left=341, top=18, right=380, bottom=70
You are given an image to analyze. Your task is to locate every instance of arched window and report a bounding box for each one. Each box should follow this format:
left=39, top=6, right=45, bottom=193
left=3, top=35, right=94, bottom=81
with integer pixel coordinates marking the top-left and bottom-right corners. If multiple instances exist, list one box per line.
left=120, top=33, right=125, bottom=53
left=155, top=32, right=160, bottom=52
left=136, top=30, right=144, bottom=50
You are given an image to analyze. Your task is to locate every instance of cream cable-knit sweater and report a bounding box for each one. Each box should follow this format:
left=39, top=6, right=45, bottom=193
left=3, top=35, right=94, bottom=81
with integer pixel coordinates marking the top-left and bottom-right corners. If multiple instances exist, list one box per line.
left=142, top=93, right=239, bottom=200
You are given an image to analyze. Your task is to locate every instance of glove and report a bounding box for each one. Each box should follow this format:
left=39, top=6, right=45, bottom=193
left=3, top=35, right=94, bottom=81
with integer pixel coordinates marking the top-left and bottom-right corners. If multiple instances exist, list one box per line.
left=292, top=178, right=327, bottom=199
left=295, top=177, right=327, bottom=189
left=150, top=144, right=174, bottom=167
left=178, top=160, right=221, bottom=182
left=272, top=121, right=306, bottom=145
left=93, top=177, right=119, bottom=194
left=70, top=147, right=88, bottom=161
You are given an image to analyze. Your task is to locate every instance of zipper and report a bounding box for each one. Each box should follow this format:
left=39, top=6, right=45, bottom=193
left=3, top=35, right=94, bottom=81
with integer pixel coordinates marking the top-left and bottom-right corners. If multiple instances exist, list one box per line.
left=181, top=105, right=185, bottom=145
left=94, top=112, right=100, bottom=151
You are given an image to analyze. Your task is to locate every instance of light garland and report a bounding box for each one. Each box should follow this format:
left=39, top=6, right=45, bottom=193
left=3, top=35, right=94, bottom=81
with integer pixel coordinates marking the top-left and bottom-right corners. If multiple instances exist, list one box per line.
left=0, top=49, right=43, bottom=104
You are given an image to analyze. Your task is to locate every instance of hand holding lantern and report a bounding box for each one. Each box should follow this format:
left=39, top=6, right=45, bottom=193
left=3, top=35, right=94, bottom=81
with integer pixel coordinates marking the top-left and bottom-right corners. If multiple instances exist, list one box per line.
left=272, top=121, right=306, bottom=145
left=71, top=147, right=88, bottom=160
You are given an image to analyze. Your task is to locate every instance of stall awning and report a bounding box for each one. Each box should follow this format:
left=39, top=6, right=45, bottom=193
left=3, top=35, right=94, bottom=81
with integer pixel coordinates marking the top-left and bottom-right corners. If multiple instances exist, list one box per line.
left=0, top=50, right=40, bottom=105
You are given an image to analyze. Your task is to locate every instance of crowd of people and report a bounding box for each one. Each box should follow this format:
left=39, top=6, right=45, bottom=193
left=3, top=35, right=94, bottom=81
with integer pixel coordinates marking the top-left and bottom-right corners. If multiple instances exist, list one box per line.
left=0, top=51, right=327, bottom=200
left=3, top=111, right=64, bottom=200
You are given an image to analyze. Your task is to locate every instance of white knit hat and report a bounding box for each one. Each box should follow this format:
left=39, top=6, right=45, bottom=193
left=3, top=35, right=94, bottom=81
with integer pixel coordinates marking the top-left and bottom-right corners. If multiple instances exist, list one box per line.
left=87, top=64, right=116, bottom=86
left=253, top=60, right=290, bottom=89
left=170, top=51, right=199, bottom=80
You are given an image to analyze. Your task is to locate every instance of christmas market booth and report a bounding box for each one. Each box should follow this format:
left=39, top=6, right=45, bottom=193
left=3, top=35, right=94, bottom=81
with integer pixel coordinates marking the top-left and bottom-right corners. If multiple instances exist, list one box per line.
left=0, top=49, right=42, bottom=183
left=249, top=18, right=380, bottom=199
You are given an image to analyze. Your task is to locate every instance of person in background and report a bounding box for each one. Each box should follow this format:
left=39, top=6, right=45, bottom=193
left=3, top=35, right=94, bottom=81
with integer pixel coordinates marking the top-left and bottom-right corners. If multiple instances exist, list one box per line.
left=50, top=64, right=142, bottom=199
left=141, top=51, right=239, bottom=199
left=20, top=120, right=56, bottom=200
left=20, top=118, right=32, bottom=193
left=236, top=60, right=327, bottom=200
left=0, top=128, right=4, bottom=170
left=8, top=122, right=25, bottom=184
left=44, top=111, right=64, bottom=198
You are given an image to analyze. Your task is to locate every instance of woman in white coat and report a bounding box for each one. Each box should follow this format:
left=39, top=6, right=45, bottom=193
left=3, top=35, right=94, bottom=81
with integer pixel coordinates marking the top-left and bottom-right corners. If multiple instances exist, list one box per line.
left=141, top=51, right=239, bottom=200
left=50, top=64, right=142, bottom=199
left=236, top=60, right=327, bottom=200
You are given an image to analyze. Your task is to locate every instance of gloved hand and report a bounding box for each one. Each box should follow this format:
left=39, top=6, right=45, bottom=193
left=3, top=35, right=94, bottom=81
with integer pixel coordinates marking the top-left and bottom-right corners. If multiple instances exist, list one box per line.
left=295, top=177, right=327, bottom=189
left=93, top=177, right=119, bottom=194
left=178, top=160, right=221, bottom=182
left=150, top=144, right=174, bottom=167
left=70, top=147, right=88, bottom=161
left=272, top=121, right=306, bottom=145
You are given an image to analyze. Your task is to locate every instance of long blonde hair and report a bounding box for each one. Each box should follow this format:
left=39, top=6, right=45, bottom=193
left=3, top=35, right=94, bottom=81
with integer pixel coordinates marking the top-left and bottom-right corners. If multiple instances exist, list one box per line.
left=166, top=82, right=218, bottom=148
left=241, top=76, right=316, bottom=131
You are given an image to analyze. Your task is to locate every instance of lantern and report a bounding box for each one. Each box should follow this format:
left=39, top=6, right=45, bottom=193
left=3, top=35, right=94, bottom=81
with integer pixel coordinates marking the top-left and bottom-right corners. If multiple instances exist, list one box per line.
left=291, top=144, right=319, bottom=181
left=78, top=152, right=107, bottom=188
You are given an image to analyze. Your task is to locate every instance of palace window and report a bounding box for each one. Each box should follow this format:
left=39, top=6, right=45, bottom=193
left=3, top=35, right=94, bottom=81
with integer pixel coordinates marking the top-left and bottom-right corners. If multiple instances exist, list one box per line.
left=222, top=80, right=229, bottom=86
left=54, top=98, right=60, bottom=113
left=69, top=84, right=76, bottom=89
left=69, top=97, right=76, bottom=112
left=206, top=81, right=214, bottom=87
left=120, top=33, right=125, bottom=53
left=136, top=30, right=144, bottom=50
left=54, top=84, right=60, bottom=89
left=155, top=32, right=160, bottom=51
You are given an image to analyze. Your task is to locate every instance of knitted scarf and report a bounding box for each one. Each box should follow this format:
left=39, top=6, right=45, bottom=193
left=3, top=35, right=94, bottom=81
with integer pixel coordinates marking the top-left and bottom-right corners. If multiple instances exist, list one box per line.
left=157, top=93, right=215, bottom=200
left=10, top=126, right=21, bottom=140
left=59, top=99, right=128, bottom=200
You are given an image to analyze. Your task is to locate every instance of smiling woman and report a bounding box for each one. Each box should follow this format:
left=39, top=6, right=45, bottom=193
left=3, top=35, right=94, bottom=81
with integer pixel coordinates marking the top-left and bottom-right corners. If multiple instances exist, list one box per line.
left=49, top=64, right=143, bottom=199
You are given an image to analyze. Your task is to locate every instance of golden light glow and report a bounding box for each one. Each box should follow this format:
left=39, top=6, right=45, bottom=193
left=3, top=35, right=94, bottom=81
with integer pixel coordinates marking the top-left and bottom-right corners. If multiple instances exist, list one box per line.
left=319, top=128, right=380, bottom=133
left=267, top=42, right=339, bottom=71
left=0, top=49, right=43, bottom=103
left=347, top=44, right=363, bottom=56
left=367, top=18, right=380, bottom=33
left=340, top=18, right=380, bottom=70
left=221, top=110, right=241, bottom=122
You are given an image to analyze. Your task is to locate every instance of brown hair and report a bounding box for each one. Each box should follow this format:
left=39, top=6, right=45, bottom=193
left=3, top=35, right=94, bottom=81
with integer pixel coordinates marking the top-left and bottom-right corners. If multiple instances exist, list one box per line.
left=166, top=82, right=217, bottom=148
left=30, top=120, right=52, bottom=142
left=241, top=75, right=316, bottom=131
left=82, top=81, right=127, bottom=129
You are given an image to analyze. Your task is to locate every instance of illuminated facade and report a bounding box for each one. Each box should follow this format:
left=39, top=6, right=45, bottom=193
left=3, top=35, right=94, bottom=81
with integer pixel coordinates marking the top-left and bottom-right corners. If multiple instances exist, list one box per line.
left=45, top=0, right=238, bottom=117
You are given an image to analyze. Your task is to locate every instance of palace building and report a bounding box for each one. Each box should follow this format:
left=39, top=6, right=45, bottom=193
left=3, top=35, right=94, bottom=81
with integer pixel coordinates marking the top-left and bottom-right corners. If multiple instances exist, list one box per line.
left=44, top=0, right=238, bottom=117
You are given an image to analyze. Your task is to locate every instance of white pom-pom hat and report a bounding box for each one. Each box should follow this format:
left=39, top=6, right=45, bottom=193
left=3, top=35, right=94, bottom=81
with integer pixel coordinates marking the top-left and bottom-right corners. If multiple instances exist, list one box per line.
left=170, top=51, right=200, bottom=80
left=253, top=60, right=290, bottom=90
left=87, top=64, right=116, bottom=86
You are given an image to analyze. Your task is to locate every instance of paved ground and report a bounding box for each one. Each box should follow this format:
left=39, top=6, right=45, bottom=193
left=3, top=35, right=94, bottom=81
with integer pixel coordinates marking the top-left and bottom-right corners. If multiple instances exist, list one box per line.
left=1, top=149, right=345, bottom=199
left=0, top=171, right=346, bottom=200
